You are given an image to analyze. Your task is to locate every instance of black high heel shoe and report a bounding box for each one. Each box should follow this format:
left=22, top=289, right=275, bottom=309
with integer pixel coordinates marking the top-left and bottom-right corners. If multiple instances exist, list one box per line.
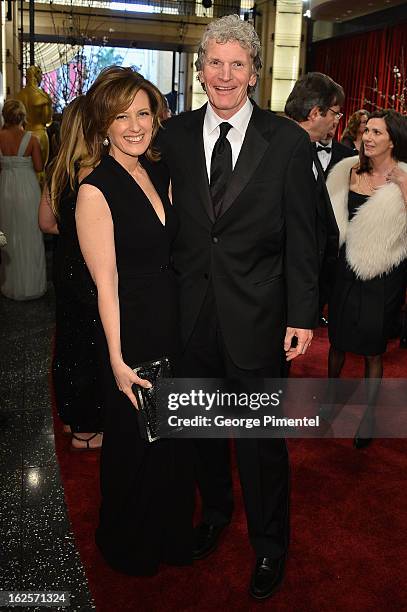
left=353, top=435, right=372, bottom=449
left=353, top=410, right=374, bottom=450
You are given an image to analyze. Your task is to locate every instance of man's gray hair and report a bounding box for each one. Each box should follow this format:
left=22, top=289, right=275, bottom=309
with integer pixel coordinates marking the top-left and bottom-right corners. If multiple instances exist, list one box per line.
left=195, top=14, right=262, bottom=94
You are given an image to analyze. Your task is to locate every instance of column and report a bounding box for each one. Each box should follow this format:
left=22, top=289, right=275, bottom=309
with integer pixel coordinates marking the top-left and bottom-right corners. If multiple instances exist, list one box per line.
left=270, top=0, right=303, bottom=112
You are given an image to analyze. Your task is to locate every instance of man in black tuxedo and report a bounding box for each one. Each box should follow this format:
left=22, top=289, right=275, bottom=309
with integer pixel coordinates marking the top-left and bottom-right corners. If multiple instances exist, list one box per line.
left=316, top=125, right=355, bottom=180
left=285, top=73, right=345, bottom=326
left=315, top=129, right=353, bottom=323
left=158, top=16, right=319, bottom=600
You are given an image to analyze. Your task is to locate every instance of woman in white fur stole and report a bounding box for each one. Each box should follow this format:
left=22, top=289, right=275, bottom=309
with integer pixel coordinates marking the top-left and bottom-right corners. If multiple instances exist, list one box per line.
left=326, top=110, right=407, bottom=448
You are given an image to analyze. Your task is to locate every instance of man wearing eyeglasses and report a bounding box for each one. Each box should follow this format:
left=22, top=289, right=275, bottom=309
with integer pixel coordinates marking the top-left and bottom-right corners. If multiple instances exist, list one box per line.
left=285, top=73, right=345, bottom=326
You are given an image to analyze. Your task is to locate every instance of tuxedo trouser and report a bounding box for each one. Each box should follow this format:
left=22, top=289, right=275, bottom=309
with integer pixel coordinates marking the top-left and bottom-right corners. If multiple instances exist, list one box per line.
left=176, top=284, right=290, bottom=559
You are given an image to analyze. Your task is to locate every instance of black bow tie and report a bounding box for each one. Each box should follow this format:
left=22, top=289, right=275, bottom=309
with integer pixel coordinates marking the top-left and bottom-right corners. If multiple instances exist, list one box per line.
left=316, top=144, right=332, bottom=153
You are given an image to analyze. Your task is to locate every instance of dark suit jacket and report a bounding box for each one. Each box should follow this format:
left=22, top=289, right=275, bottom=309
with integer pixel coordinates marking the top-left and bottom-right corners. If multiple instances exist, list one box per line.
left=325, top=140, right=355, bottom=178
left=312, top=151, right=339, bottom=305
left=314, top=139, right=353, bottom=302
left=157, top=102, right=319, bottom=369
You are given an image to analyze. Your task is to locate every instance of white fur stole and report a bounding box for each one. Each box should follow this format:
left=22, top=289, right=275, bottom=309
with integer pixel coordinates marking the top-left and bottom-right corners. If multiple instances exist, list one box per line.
left=326, top=157, right=407, bottom=280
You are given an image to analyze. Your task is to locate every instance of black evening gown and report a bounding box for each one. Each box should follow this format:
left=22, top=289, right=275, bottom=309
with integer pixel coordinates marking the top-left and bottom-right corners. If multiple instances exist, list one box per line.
left=81, top=154, right=193, bottom=576
left=329, top=190, right=406, bottom=355
left=52, top=181, right=103, bottom=432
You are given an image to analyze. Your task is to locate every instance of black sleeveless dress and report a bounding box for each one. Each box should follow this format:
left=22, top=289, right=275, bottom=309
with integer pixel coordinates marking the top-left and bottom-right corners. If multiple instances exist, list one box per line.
left=52, top=180, right=103, bottom=432
left=329, top=190, right=406, bottom=355
left=81, top=154, right=193, bottom=576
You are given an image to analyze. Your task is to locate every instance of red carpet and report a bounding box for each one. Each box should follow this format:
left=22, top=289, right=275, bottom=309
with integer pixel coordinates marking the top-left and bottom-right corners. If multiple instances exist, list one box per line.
left=52, top=328, right=407, bottom=611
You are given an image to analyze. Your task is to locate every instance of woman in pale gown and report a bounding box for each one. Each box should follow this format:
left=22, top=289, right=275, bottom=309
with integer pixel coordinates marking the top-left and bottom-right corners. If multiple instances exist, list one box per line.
left=0, top=99, right=46, bottom=300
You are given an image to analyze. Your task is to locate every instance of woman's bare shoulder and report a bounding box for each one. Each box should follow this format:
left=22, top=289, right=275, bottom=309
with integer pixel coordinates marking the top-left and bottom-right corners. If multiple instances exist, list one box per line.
left=29, top=132, right=40, bottom=144
left=77, top=179, right=108, bottom=208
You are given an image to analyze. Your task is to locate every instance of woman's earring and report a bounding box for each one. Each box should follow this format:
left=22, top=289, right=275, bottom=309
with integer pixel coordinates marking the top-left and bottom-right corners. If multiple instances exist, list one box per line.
left=103, top=136, right=109, bottom=146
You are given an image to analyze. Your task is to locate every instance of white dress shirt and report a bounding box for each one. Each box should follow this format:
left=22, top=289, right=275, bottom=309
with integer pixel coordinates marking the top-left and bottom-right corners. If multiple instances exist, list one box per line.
left=316, top=139, right=333, bottom=172
left=203, top=98, right=254, bottom=181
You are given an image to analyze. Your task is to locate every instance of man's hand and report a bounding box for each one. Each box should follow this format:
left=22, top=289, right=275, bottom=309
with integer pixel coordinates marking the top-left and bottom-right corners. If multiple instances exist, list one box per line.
left=284, top=327, right=313, bottom=361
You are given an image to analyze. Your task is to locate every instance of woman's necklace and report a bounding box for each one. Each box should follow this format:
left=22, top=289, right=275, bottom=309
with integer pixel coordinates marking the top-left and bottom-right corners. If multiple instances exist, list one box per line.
left=363, top=163, right=397, bottom=192
left=363, top=172, right=380, bottom=192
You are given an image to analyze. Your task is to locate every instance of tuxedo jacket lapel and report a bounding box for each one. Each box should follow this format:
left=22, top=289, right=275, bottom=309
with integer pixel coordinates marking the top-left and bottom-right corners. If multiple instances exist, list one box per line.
left=217, top=104, right=269, bottom=219
left=326, top=141, right=355, bottom=176
left=185, top=104, right=215, bottom=224
left=313, top=150, right=330, bottom=220
left=326, top=148, right=339, bottom=176
left=185, top=103, right=270, bottom=224
left=313, top=150, right=339, bottom=235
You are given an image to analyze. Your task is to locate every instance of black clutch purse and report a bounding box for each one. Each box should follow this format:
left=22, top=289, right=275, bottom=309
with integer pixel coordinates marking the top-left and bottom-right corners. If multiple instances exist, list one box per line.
left=132, top=357, right=172, bottom=443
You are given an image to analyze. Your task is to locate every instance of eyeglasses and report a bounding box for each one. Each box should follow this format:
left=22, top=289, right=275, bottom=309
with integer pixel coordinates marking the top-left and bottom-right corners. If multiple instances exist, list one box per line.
left=328, top=107, right=343, bottom=120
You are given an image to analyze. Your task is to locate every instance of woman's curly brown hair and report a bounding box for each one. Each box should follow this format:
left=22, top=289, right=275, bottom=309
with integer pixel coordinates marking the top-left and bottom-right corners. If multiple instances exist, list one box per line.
left=341, top=109, right=369, bottom=143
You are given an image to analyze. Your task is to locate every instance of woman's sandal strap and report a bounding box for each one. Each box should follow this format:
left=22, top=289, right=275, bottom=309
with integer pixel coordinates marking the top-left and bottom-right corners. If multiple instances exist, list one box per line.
left=72, top=432, right=100, bottom=448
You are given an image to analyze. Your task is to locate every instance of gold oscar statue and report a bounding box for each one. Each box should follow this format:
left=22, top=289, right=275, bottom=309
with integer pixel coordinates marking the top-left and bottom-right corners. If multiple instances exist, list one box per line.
left=17, top=66, right=53, bottom=184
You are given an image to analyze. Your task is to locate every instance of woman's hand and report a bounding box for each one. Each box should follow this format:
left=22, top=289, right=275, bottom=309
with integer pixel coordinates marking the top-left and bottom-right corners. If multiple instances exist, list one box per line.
left=387, top=166, right=407, bottom=207
left=110, top=358, right=152, bottom=409
left=387, top=166, right=407, bottom=188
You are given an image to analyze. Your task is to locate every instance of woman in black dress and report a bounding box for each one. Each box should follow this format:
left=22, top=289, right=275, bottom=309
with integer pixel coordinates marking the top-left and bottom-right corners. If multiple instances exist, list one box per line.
left=76, top=67, right=193, bottom=575
left=327, top=110, right=407, bottom=447
left=39, top=96, right=103, bottom=450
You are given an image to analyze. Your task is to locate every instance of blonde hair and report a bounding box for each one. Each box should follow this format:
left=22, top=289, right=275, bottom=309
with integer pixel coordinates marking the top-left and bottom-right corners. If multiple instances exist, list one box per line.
left=83, top=66, right=165, bottom=167
left=2, top=99, right=26, bottom=126
left=48, top=96, right=89, bottom=217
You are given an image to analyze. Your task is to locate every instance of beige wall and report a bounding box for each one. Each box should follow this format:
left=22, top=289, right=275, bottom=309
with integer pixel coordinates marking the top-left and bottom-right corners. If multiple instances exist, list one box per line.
left=3, top=0, right=21, bottom=98
left=256, top=1, right=276, bottom=109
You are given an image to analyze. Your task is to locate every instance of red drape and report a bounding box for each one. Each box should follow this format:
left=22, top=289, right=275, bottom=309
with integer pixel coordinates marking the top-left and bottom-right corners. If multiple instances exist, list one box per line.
left=312, top=22, right=407, bottom=139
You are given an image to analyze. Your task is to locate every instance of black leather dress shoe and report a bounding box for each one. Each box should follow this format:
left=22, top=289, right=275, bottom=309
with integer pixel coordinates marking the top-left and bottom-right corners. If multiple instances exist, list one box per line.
left=193, top=523, right=226, bottom=560
left=249, top=556, right=285, bottom=600
left=400, top=336, right=407, bottom=349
